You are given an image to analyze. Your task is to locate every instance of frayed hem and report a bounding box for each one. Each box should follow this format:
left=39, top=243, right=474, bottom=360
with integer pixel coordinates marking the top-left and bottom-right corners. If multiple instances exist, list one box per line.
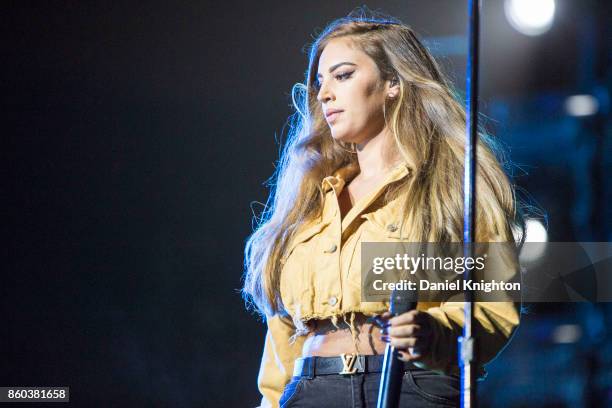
left=289, top=310, right=385, bottom=354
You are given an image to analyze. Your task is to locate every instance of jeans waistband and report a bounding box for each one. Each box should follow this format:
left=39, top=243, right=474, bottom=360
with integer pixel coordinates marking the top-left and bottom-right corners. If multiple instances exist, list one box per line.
left=293, top=354, right=419, bottom=378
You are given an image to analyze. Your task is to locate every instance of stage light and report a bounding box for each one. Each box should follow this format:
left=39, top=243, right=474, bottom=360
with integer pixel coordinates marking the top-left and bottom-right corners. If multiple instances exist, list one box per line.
left=551, top=324, right=582, bottom=344
left=513, top=218, right=548, bottom=244
left=564, top=94, right=599, bottom=117
left=525, top=219, right=548, bottom=243
left=515, top=218, right=548, bottom=264
left=504, top=0, right=555, bottom=36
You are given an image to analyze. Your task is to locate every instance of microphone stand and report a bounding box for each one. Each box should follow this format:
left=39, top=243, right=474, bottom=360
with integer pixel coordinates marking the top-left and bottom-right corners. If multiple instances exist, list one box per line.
left=460, top=0, right=481, bottom=407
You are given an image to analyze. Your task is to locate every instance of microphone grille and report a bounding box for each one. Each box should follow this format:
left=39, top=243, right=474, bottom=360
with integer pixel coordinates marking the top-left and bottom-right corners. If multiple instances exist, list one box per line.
left=390, top=288, right=418, bottom=315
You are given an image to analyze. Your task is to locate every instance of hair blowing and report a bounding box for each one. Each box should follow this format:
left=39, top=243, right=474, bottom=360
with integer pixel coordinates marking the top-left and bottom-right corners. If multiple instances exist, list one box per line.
left=242, top=15, right=526, bottom=316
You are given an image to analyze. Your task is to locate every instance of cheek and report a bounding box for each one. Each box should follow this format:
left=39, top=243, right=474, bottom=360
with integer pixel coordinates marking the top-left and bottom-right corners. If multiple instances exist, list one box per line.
left=331, top=80, right=384, bottom=134
left=358, top=81, right=384, bottom=117
left=347, top=87, right=380, bottom=119
left=354, top=97, right=384, bottom=129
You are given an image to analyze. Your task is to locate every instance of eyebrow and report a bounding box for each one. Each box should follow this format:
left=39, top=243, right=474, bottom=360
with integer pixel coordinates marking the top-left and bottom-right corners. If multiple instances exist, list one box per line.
left=316, top=62, right=357, bottom=78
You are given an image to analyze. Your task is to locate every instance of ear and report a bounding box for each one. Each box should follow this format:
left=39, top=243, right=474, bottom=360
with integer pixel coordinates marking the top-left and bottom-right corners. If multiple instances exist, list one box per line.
left=387, top=77, right=400, bottom=98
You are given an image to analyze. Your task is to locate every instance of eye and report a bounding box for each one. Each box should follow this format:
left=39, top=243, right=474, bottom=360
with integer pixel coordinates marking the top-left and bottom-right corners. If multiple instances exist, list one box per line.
left=314, top=71, right=353, bottom=89
left=335, top=71, right=353, bottom=81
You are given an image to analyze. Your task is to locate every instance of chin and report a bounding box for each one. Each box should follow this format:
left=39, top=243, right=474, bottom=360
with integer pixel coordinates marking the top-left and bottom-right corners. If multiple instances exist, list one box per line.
left=330, top=132, right=355, bottom=144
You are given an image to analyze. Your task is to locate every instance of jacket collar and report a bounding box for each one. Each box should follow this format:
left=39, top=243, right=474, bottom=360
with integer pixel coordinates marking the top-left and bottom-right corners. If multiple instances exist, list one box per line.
left=321, top=162, right=359, bottom=193
left=321, top=161, right=411, bottom=194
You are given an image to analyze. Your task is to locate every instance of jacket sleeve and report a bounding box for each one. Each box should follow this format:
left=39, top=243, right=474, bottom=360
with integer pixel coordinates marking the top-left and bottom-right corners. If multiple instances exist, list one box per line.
left=422, top=242, right=521, bottom=374
left=424, top=300, right=520, bottom=374
left=257, top=314, right=306, bottom=408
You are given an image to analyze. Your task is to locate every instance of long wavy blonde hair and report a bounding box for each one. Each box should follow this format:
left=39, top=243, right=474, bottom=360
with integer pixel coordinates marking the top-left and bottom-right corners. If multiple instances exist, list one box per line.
left=243, top=15, right=525, bottom=316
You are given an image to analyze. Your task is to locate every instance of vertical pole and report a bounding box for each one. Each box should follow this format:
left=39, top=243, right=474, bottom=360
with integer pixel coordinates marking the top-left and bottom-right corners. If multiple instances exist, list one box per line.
left=460, top=0, right=480, bottom=407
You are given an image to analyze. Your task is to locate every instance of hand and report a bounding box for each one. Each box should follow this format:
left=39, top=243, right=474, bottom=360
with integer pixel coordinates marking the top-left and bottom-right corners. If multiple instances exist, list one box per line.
left=379, top=310, right=434, bottom=362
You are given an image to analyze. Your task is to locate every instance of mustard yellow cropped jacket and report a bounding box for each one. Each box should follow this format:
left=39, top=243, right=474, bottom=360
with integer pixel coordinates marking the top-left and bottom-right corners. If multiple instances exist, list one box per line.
left=257, top=162, right=520, bottom=408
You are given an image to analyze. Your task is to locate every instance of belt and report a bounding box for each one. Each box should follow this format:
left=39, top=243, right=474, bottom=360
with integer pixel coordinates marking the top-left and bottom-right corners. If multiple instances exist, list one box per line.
left=292, top=354, right=418, bottom=378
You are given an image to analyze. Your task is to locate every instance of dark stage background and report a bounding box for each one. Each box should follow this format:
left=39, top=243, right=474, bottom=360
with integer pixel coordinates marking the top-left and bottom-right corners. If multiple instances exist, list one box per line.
left=3, top=1, right=611, bottom=407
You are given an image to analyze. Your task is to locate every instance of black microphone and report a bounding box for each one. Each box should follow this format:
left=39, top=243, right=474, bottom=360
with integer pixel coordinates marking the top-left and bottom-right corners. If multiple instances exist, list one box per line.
left=376, top=288, right=418, bottom=408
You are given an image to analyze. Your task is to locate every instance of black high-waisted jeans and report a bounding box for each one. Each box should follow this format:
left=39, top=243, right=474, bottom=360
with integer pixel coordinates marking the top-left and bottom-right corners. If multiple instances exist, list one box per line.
left=279, top=361, right=460, bottom=408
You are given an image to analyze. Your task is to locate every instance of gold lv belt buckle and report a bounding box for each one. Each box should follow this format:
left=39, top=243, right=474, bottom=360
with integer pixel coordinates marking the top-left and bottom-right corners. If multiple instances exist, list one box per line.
left=339, top=353, right=360, bottom=375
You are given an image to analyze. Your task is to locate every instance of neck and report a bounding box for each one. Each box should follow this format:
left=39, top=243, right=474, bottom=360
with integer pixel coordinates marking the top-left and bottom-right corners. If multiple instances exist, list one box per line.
left=354, top=128, right=399, bottom=180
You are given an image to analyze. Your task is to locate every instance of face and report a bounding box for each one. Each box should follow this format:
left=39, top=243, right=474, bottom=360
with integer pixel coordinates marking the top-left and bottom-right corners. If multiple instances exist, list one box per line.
left=315, top=37, right=395, bottom=144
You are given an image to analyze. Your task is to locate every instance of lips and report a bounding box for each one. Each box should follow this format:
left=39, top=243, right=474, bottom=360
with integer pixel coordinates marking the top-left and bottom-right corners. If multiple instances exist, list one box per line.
left=325, top=109, right=343, bottom=123
left=325, top=108, right=343, bottom=117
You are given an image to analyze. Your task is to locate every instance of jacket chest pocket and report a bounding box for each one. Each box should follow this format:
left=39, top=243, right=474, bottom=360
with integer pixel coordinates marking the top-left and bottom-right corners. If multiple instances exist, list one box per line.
left=279, top=220, right=331, bottom=308
left=360, top=212, right=404, bottom=242
left=280, top=220, right=332, bottom=266
left=358, top=212, right=411, bottom=293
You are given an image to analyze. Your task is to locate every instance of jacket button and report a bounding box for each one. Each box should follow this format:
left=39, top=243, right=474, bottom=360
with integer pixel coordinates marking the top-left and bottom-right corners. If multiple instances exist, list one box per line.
left=387, top=223, right=398, bottom=232
left=328, top=296, right=338, bottom=306
left=324, top=244, right=338, bottom=253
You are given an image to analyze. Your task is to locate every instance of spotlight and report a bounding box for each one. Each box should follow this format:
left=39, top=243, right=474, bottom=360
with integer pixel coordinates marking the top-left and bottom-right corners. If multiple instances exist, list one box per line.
left=564, top=94, right=599, bottom=117
left=551, top=324, right=582, bottom=344
left=525, top=219, right=548, bottom=243
left=504, top=0, right=555, bottom=36
left=516, top=218, right=548, bottom=264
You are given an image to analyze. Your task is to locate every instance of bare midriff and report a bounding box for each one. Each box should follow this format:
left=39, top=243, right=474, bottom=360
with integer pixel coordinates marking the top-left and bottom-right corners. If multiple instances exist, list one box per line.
left=302, top=313, right=387, bottom=357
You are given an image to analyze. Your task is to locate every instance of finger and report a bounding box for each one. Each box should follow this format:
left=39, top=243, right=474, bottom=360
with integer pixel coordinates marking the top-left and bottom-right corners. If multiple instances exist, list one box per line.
left=388, top=310, right=419, bottom=326
left=381, top=311, right=392, bottom=319
left=378, top=312, right=392, bottom=328
left=391, top=311, right=433, bottom=328
left=389, top=336, right=419, bottom=349
left=397, top=350, right=423, bottom=362
left=408, top=346, right=422, bottom=358
left=378, top=315, right=393, bottom=334
left=387, top=324, right=420, bottom=337
left=397, top=350, right=410, bottom=361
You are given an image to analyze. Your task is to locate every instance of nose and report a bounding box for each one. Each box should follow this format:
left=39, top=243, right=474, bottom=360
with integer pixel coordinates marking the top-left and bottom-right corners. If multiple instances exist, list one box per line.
left=316, top=81, right=334, bottom=103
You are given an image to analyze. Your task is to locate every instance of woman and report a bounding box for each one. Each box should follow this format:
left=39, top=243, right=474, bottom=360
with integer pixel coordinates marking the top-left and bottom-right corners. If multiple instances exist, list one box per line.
left=243, top=14, right=522, bottom=408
